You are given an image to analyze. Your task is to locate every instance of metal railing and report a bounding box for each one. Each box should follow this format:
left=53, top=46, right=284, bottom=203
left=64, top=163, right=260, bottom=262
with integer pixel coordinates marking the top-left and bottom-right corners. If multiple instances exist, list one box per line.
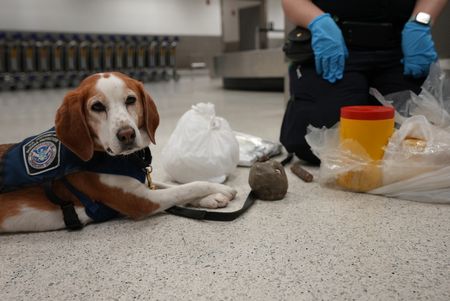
left=0, top=31, right=180, bottom=91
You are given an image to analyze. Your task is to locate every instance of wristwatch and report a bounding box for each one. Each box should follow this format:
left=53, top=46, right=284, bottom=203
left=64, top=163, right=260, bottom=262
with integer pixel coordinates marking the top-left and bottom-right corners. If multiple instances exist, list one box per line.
left=413, top=12, right=432, bottom=26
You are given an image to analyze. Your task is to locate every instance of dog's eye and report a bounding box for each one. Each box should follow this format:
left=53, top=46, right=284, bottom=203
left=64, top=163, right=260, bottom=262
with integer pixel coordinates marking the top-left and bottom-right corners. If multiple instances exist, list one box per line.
left=125, top=96, right=136, bottom=105
left=91, top=102, right=106, bottom=112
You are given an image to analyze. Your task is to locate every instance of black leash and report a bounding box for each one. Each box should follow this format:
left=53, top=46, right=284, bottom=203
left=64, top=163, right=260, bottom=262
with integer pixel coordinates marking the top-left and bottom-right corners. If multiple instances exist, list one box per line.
left=166, top=191, right=258, bottom=221
left=44, top=147, right=294, bottom=226
left=165, top=153, right=294, bottom=221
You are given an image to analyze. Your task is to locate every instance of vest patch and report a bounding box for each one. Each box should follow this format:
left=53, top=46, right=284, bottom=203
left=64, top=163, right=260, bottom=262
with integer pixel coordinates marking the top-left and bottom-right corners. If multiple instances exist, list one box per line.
left=22, top=130, right=61, bottom=176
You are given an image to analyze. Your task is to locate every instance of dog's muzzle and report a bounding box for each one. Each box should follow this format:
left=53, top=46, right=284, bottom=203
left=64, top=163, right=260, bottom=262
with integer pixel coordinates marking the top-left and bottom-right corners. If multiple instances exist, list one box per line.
left=116, top=126, right=136, bottom=147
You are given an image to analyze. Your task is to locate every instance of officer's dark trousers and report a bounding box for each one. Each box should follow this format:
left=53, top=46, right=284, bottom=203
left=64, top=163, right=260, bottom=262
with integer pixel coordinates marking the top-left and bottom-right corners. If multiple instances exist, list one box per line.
left=280, top=48, right=425, bottom=165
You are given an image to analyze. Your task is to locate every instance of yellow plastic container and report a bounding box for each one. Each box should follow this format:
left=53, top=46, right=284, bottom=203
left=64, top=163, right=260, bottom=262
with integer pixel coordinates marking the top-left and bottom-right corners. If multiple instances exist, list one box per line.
left=338, top=106, right=395, bottom=191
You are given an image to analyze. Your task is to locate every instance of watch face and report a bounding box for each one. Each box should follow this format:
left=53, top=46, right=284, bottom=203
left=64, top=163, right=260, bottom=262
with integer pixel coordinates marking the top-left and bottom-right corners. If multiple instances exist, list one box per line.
left=416, top=12, right=431, bottom=25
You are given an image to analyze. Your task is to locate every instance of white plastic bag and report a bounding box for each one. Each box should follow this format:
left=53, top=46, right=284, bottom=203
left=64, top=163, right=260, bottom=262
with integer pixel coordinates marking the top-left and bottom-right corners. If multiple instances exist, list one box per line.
left=306, top=63, right=450, bottom=203
left=162, top=103, right=239, bottom=183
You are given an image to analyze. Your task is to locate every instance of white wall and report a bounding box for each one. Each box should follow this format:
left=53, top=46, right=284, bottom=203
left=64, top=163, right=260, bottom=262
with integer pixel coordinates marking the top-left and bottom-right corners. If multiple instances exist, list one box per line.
left=222, top=0, right=283, bottom=43
left=0, top=0, right=222, bottom=36
left=222, top=0, right=239, bottom=42
left=267, top=0, right=284, bottom=39
left=222, top=0, right=269, bottom=43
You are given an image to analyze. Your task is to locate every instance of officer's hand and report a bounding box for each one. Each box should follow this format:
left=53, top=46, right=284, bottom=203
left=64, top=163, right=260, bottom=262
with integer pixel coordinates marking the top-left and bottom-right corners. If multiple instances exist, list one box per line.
left=401, top=21, right=437, bottom=78
left=308, top=13, right=348, bottom=83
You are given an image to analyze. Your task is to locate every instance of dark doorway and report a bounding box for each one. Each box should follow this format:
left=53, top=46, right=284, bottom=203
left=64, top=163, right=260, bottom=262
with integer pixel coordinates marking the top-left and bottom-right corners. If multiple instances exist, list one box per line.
left=239, top=5, right=261, bottom=51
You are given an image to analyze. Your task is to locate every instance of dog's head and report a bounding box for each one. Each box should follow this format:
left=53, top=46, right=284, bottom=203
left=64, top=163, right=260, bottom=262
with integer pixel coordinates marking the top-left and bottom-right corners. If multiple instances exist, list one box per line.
left=55, top=72, right=159, bottom=161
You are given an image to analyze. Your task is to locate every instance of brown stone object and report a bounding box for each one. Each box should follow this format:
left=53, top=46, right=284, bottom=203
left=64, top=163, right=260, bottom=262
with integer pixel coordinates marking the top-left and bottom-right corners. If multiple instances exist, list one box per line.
left=290, top=162, right=313, bottom=182
left=248, top=159, right=288, bottom=200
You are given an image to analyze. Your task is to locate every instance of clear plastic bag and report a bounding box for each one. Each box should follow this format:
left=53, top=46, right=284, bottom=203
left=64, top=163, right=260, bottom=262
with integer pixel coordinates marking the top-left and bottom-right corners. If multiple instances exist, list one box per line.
left=306, top=63, right=450, bottom=203
left=161, top=103, right=239, bottom=183
left=235, top=131, right=282, bottom=167
left=373, top=63, right=450, bottom=127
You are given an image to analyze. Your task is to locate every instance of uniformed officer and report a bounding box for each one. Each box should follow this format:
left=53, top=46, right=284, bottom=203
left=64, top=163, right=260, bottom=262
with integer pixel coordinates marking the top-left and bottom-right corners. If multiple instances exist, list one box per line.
left=280, top=0, right=448, bottom=164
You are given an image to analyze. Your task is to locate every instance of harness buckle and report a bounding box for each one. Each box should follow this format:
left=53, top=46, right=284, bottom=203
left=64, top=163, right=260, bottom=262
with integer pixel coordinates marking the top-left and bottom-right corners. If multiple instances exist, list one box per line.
left=146, top=166, right=156, bottom=190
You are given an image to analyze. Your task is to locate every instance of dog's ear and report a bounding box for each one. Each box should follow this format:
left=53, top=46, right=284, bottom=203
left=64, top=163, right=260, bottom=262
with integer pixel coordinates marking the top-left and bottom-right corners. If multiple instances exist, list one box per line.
left=55, top=89, right=94, bottom=161
left=137, top=82, right=159, bottom=144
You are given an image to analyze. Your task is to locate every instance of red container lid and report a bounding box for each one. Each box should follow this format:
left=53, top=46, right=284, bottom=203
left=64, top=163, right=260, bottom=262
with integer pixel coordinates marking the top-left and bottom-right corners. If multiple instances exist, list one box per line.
left=340, top=106, right=394, bottom=120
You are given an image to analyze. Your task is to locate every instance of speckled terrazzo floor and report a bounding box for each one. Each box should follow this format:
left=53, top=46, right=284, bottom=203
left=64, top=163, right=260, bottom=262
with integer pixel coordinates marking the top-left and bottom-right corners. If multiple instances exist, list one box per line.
left=1, top=73, right=449, bottom=300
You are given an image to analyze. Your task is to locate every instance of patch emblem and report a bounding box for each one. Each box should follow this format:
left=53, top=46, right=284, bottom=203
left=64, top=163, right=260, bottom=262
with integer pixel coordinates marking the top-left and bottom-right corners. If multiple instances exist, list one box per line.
left=23, top=130, right=61, bottom=176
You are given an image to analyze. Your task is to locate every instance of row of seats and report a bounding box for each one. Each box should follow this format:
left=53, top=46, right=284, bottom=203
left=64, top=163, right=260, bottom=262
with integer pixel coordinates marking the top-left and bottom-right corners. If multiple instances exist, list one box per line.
left=0, top=31, right=179, bottom=90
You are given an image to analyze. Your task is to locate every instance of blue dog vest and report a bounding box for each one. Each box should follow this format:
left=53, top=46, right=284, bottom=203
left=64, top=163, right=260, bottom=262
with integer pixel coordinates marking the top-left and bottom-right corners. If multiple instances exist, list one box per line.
left=0, top=128, right=152, bottom=224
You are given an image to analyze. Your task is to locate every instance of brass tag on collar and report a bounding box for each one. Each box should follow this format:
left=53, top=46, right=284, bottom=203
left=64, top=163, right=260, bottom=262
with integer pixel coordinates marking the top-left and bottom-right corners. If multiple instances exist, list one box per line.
left=146, top=166, right=156, bottom=190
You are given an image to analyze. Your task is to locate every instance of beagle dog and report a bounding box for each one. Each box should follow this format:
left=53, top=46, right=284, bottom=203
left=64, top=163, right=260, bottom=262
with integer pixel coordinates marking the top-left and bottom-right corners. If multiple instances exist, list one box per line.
left=0, top=72, right=237, bottom=233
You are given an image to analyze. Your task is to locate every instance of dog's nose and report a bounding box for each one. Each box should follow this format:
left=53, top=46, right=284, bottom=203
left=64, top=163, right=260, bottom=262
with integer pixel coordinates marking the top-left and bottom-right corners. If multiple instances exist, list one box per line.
left=116, top=126, right=136, bottom=145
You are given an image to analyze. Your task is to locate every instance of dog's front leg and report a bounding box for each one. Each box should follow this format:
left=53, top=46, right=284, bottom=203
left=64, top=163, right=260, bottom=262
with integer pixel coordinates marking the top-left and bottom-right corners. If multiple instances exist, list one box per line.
left=147, top=181, right=237, bottom=211
left=69, top=173, right=237, bottom=219
left=151, top=181, right=174, bottom=189
left=152, top=181, right=232, bottom=209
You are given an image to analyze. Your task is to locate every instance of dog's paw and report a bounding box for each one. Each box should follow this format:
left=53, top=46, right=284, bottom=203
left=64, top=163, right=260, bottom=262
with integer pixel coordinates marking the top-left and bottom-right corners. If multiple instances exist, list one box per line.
left=209, top=183, right=237, bottom=200
left=190, top=193, right=232, bottom=209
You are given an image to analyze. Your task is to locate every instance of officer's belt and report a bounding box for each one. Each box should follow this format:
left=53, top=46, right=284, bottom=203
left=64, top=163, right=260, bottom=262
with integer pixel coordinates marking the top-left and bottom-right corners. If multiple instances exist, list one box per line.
left=338, top=20, right=402, bottom=49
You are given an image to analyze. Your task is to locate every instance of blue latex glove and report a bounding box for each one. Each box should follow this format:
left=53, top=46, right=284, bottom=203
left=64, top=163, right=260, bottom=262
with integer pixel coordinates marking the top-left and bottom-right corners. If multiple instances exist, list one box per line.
left=307, top=13, right=348, bottom=83
left=402, top=21, right=438, bottom=78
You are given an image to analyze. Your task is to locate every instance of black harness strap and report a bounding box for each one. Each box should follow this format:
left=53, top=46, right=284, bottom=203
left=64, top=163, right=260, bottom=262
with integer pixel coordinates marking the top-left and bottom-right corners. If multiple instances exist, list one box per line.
left=40, top=147, right=153, bottom=230
left=165, top=153, right=294, bottom=221
left=131, top=147, right=153, bottom=170
left=43, top=181, right=83, bottom=230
